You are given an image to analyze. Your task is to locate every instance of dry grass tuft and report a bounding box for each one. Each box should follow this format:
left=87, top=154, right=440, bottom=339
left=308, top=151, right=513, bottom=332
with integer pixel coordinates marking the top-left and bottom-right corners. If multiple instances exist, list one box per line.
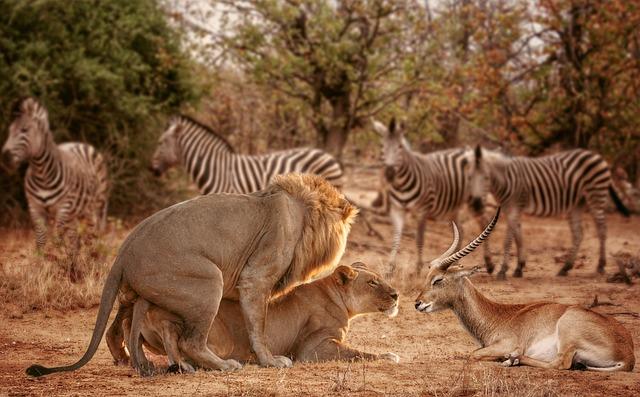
left=0, top=227, right=120, bottom=313
left=422, top=364, right=567, bottom=397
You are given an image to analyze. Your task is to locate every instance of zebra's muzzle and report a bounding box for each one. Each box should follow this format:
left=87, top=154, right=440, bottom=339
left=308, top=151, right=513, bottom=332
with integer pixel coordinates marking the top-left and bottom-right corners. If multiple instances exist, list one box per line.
left=384, top=166, right=396, bottom=181
left=1, top=150, right=16, bottom=173
left=471, top=197, right=484, bottom=213
left=149, top=164, right=164, bottom=177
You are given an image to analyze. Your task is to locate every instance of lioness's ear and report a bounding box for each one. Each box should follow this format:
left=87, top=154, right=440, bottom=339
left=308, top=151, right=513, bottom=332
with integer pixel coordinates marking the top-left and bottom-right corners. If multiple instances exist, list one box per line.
left=334, top=265, right=358, bottom=285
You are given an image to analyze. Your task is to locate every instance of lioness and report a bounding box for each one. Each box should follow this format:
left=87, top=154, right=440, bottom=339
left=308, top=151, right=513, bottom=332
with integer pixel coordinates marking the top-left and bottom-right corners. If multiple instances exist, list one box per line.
left=109, top=263, right=400, bottom=372
left=27, top=174, right=357, bottom=376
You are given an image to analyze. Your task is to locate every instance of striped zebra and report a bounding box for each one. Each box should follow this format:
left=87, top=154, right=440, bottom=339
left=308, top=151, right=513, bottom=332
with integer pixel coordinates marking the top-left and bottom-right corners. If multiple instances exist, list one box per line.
left=1, top=98, right=109, bottom=250
left=469, top=146, right=630, bottom=281
left=150, top=115, right=343, bottom=194
left=372, top=118, right=492, bottom=275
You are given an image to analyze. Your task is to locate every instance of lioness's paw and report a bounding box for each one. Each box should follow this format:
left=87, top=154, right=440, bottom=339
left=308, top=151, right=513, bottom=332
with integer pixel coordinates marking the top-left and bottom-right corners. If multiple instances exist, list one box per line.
left=261, top=355, right=293, bottom=368
left=219, top=359, right=242, bottom=371
left=380, top=352, right=400, bottom=363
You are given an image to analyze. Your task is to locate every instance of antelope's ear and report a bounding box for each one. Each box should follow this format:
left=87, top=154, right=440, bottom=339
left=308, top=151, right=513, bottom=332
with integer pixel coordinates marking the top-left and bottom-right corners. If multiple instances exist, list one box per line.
left=475, top=144, right=482, bottom=165
left=371, top=119, right=388, bottom=137
left=334, top=265, right=358, bottom=285
left=455, top=265, right=484, bottom=279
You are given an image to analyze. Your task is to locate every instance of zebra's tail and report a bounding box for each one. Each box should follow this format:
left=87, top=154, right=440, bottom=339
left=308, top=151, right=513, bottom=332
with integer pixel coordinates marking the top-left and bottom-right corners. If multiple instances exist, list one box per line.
left=609, top=186, right=631, bottom=217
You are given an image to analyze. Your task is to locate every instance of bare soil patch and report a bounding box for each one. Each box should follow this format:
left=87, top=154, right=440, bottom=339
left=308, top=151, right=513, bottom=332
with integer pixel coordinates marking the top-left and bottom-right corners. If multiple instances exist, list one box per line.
left=1, top=167, right=639, bottom=396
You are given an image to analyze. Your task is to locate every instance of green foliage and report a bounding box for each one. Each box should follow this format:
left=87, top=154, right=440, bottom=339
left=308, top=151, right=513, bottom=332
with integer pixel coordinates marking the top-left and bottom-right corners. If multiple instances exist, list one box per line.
left=222, top=0, right=422, bottom=158
left=0, top=0, right=202, bottom=223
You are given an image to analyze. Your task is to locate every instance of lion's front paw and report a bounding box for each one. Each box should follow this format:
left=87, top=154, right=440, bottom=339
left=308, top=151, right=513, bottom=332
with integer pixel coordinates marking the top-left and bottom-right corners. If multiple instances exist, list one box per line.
left=501, top=353, right=520, bottom=367
left=380, top=352, right=400, bottom=363
left=261, top=355, right=293, bottom=368
left=219, top=359, right=242, bottom=371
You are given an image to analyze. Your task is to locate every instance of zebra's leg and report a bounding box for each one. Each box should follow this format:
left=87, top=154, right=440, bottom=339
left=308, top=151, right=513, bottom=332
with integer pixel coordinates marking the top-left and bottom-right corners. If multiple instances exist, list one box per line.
left=54, top=207, right=83, bottom=277
left=415, top=213, right=428, bottom=274
left=388, top=205, right=405, bottom=276
left=497, top=209, right=519, bottom=280
left=512, top=220, right=526, bottom=277
left=589, top=202, right=630, bottom=283
left=28, top=204, right=48, bottom=253
left=558, top=209, right=583, bottom=276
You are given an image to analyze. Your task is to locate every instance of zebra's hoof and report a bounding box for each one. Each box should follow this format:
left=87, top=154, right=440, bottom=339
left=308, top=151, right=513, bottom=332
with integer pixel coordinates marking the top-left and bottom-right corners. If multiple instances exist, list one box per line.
left=496, top=271, right=507, bottom=281
left=512, top=268, right=523, bottom=278
left=485, top=262, right=495, bottom=274
left=607, top=272, right=632, bottom=285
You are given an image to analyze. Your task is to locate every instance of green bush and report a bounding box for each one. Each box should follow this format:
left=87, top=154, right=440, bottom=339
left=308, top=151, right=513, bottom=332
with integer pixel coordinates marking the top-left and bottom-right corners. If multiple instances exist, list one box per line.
left=0, top=0, right=202, bottom=224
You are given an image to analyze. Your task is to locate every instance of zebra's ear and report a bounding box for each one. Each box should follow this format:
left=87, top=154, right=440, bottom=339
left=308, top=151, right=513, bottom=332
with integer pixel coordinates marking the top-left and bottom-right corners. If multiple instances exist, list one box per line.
left=371, top=119, right=388, bottom=137
left=388, top=118, right=397, bottom=136
left=475, top=144, right=482, bottom=165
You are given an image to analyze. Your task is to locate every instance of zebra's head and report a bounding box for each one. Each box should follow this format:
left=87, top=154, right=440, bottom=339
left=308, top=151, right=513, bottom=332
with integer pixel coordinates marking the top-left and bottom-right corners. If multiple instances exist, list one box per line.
left=151, top=116, right=182, bottom=177
left=372, top=117, right=408, bottom=181
left=415, top=208, right=500, bottom=314
left=2, top=97, right=51, bottom=173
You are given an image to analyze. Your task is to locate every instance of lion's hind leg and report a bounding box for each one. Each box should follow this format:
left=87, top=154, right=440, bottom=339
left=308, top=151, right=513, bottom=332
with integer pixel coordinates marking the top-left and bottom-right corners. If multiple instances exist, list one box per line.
left=130, top=298, right=156, bottom=376
left=106, top=303, right=132, bottom=366
left=151, top=263, right=241, bottom=372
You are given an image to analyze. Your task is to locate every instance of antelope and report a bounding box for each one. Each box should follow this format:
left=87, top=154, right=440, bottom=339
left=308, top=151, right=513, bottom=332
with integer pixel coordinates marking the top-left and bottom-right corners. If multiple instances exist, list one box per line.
left=415, top=208, right=635, bottom=372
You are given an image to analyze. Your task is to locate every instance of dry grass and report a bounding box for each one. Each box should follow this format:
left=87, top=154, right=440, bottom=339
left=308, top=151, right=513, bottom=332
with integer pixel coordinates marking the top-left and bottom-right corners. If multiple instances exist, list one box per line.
left=0, top=224, right=121, bottom=314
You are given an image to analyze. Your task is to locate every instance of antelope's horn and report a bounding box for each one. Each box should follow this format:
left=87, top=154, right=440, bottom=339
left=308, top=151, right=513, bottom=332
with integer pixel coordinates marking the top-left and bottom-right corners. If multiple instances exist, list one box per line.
left=428, top=222, right=460, bottom=268
left=438, top=208, right=501, bottom=269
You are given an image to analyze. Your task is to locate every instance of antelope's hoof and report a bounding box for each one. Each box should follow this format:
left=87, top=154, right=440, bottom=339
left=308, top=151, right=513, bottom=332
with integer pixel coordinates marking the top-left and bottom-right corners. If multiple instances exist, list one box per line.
left=380, top=352, right=400, bottom=363
left=496, top=271, right=507, bottom=281
left=501, top=353, right=520, bottom=367
left=512, top=268, right=523, bottom=278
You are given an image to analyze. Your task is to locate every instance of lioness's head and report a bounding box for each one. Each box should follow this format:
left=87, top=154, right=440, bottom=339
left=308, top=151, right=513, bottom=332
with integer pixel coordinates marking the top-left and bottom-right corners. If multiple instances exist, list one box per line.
left=332, top=262, right=399, bottom=318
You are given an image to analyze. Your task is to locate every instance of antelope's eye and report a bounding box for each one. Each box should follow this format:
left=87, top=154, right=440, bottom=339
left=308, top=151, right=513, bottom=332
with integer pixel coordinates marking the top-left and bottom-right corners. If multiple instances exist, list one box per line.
left=368, top=280, right=379, bottom=287
left=20, top=127, right=28, bottom=133
left=432, top=277, right=443, bottom=286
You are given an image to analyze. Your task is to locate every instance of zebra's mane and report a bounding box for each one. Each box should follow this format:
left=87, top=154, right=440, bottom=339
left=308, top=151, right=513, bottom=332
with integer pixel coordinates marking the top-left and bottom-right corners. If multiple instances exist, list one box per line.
left=481, top=147, right=512, bottom=163
left=12, top=96, right=40, bottom=117
left=177, top=115, right=235, bottom=153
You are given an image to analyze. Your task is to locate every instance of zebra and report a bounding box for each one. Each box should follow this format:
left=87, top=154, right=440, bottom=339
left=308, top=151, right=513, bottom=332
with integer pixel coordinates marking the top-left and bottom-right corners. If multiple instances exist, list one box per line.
left=1, top=97, right=109, bottom=251
left=468, top=145, right=631, bottom=281
left=371, top=118, right=492, bottom=275
left=150, top=115, right=343, bottom=194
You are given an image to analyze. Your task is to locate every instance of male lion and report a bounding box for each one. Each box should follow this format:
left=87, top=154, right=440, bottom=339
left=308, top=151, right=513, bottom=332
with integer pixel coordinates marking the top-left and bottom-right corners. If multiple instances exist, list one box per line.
left=108, top=262, right=400, bottom=373
left=27, top=173, right=357, bottom=376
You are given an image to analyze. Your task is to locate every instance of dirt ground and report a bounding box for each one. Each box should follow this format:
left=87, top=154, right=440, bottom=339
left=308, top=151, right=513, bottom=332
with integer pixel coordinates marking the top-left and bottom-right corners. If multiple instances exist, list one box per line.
left=1, top=167, right=640, bottom=396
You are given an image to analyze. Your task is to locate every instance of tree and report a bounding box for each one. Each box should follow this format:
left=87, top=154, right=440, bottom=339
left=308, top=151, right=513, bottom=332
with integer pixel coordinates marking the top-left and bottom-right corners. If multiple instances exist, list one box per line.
left=0, top=0, right=202, bottom=222
left=216, top=0, right=423, bottom=159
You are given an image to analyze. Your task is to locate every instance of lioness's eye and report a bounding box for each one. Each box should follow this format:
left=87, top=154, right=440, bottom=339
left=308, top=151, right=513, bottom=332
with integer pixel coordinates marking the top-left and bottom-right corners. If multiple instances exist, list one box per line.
left=368, top=280, right=379, bottom=287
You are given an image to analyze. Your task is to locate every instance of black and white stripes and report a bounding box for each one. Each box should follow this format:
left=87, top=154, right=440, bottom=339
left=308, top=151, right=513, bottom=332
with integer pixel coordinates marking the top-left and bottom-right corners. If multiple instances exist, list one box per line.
left=1, top=98, right=109, bottom=249
left=151, top=115, right=343, bottom=195
left=469, top=146, right=630, bottom=280
left=372, top=119, right=492, bottom=274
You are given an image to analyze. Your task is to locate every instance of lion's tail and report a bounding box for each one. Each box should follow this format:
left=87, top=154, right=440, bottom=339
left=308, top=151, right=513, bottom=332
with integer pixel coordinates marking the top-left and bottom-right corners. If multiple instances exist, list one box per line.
left=26, top=259, right=124, bottom=377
